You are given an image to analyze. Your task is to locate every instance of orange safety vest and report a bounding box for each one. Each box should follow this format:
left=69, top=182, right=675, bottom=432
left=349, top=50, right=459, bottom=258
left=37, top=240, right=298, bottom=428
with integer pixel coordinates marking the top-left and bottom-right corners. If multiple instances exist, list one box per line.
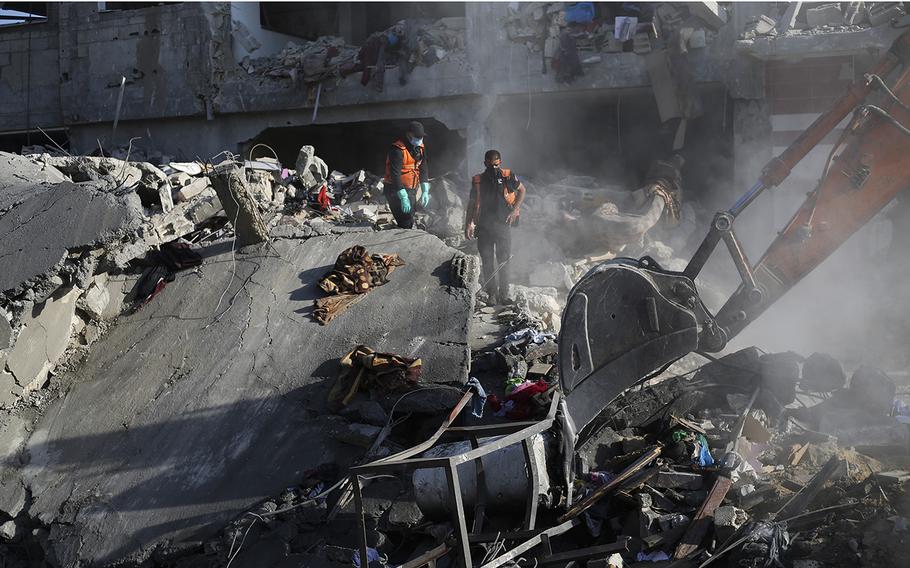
left=470, top=168, right=519, bottom=222
left=384, top=140, right=425, bottom=190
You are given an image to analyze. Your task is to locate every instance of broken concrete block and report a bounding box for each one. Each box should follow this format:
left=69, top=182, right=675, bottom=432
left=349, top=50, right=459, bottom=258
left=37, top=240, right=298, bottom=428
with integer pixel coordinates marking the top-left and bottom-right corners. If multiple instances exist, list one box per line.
left=0, top=520, right=19, bottom=542
left=0, top=181, right=143, bottom=295
left=844, top=2, right=868, bottom=25
left=687, top=1, right=727, bottom=29
left=247, top=170, right=275, bottom=203
left=655, top=470, right=704, bottom=491
left=849, top=366, right=896, bottom=415
left=168, top=172, right=192, bottom=188
left=868, top=2, right=905, bottom=26
left=801, top=352, right=845, bottom=392
left=0, top=309, right=10, bottom=349
left=210, top=164, right=269, bottom=247
left=873, top=470, right=910, bottom=485
left=5, top=287, right=80, bottom=392
left=527, top=362, right=553, bottom=380
left=334, top=423, right=382, bottom=448
left=818, top=407, right=909, bottom=448
left=295, top=145, right=329, bottom=191
left=0, top=368, right=19, bottom=409
left=714, top=505, right=748, bottom=542
left=748, top=14, right=778, bottom=36
left=101, top=274, right=135, bottom=319
left=807, top=3, right=844, bottom=27
left=79, top=278, right=111, bottom=320
left=0, top=478, right=26, bottom=518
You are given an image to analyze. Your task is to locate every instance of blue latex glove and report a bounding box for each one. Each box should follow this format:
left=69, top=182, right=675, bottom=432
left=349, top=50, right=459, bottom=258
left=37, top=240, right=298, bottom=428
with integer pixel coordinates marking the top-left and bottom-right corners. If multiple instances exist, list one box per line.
left=397, top=188, right=411, bottom=214
left=419, top=182, right=431, bottom=207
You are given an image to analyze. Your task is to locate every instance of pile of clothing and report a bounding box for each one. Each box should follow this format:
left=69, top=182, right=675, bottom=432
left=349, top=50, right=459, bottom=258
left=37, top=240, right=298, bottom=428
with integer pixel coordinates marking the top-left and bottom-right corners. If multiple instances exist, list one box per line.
left=328, top=344, right=423, bottom=411
left=314, top=245, right=405, bottom=324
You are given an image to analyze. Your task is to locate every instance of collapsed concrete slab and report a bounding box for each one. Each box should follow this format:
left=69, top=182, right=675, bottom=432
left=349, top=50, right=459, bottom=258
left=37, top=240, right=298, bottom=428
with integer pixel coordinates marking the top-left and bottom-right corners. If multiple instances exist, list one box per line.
left=0, top=152, right=68, bottom=213
left=12, top=230, right=475, bottom=565
left=0, top=181, right=144, bottom=296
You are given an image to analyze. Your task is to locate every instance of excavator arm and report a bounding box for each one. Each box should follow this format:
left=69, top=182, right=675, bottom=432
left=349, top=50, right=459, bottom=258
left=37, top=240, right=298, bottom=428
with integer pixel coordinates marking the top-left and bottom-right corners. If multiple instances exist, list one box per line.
left=560, top=28, right=910, bottom=439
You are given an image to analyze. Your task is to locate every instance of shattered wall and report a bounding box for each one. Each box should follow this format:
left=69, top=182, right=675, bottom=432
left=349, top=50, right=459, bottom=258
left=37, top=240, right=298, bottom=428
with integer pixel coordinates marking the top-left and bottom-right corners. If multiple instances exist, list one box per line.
left=0, top=4, right=63, bottom=133
left=56, top=2, right=224, bottom=133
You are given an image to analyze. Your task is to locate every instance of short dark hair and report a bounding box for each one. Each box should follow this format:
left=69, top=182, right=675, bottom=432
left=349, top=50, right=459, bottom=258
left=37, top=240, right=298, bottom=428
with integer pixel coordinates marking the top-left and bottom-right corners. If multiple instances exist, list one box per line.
left=484, top=150, right=501, bottom=162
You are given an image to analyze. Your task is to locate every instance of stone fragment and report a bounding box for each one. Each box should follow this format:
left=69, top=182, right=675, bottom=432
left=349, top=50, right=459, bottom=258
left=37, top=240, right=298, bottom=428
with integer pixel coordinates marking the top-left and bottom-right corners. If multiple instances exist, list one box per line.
left=168, top=172, right=192, bottom=188
left=295, top=145, right=329, bottom=191
left=174, top=177, right=211, bottom=202
left=0, top=309, right=10, bottom=349
left=80, top=278, right=111, bottom=320
left=868, top=2, right=905, bottom=26
left=714, top=505, right=748, bottom=542
left=0, top=520, right=18, bottom=542
left=849, top=366, right=896, bottom=414
left=687, top=1, right=727, bottom=29
left=844, top=2, right=868, bottom=25
left=6, top=287, right=80, bottom=392
left=806, top=3, right=844, bottom=27
left=210, top=164, right=268, bottom=247
left=0, top=479, right=26, bottom=517
left=801, top=352, right=845, bottom=392
left=0, top=368, right=19, bottom=409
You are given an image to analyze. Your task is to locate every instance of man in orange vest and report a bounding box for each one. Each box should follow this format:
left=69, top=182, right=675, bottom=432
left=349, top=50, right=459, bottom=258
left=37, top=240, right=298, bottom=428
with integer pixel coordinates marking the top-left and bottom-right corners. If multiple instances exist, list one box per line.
left=464, top=150, right=526, bottom=304
left=384, top=121, right=430, bottom=229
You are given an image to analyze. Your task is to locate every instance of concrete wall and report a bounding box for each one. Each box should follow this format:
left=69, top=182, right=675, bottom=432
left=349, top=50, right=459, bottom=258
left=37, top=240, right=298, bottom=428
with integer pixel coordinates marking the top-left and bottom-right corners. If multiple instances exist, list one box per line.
left=0, top=4, right=63, bottom=133
left=56, top=2, right=227, bottom=137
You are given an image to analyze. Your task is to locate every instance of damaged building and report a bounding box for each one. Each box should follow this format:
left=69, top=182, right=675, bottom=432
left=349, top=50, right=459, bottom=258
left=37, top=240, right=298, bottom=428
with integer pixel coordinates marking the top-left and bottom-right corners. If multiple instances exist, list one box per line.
left=0, top=2, right=910, bottom=568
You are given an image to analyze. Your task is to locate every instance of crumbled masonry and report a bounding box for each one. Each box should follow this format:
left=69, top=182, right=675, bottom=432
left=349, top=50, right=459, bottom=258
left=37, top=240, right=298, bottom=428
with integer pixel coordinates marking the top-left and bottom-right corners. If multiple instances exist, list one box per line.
left=3, top=3, right=910, bottom=568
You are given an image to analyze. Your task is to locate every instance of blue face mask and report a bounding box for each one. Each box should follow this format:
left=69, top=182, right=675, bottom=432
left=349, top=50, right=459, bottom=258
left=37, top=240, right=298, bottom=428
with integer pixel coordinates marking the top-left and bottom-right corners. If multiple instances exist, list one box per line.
left=409, top=137, right=423, bottom=147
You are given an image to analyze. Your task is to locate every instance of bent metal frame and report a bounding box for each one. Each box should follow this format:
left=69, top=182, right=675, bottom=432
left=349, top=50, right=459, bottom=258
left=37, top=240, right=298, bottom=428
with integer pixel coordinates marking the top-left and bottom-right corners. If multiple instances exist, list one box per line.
left=350, top=390, right=569, bottom=568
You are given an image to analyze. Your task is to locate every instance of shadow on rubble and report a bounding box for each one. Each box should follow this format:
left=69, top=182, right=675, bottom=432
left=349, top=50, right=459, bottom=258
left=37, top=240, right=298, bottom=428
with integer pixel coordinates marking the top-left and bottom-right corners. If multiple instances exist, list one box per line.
left=15, top=381, right=363, bottom=563
left=291, top=264, right=333, bottom=318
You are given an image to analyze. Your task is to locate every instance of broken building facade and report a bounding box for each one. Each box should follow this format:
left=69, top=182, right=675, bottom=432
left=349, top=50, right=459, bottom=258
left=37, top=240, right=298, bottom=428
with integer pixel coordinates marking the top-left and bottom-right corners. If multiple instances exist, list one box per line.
left=2, top=2, right=906, bottom=258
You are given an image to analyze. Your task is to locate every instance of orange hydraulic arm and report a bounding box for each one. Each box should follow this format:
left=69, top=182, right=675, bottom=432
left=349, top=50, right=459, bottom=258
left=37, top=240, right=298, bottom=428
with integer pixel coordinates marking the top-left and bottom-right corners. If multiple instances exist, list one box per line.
left=685, top=28, right=910, bottom=345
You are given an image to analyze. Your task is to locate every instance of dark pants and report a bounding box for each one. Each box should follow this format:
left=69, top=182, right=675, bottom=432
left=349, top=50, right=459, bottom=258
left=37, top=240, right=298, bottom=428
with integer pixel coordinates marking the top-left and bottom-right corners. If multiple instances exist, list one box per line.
left=385, top=188, right=414, bottom=229
left=477, top=222, right=512, bottom=301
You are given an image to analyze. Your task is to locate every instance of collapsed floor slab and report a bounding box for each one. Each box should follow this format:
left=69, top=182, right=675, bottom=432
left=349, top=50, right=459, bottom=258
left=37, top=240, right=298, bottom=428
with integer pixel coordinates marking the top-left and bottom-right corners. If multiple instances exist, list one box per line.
left=7, top=229, right=474, bottom=566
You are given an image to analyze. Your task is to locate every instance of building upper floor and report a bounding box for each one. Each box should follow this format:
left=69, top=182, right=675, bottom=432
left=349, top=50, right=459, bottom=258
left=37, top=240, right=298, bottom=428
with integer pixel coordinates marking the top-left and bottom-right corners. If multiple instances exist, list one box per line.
left=0, top=1, right=906, bottom=134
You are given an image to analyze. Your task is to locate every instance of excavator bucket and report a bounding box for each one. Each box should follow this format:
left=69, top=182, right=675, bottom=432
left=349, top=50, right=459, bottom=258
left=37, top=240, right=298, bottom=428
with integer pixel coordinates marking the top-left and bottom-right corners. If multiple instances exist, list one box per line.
left=558, top=257, right=722, bottom=442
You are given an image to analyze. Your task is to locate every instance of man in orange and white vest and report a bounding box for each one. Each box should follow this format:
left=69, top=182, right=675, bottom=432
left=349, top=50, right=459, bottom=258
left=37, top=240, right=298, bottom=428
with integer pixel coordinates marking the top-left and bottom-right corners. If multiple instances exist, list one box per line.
left=464, top=150, right=526, bottom=304
left=383, top=121, right=430, bottom=229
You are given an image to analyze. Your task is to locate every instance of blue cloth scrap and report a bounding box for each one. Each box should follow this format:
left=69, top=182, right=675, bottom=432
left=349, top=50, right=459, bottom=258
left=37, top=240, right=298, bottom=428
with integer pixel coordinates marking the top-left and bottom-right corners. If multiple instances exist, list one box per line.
left=466, top=377, right=487, bottom=418
left=697, top=434, right=715, bottom=467
left=353, top=547, right=381, bottom=568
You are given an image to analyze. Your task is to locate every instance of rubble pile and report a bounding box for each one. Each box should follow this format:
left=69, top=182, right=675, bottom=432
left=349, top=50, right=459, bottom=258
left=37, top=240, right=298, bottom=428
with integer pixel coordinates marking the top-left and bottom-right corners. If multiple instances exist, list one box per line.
left=504, top=2, right=725, bottom=82
left=133, top=338, right=909, bottom=568
left=0, top=142, right=462, bottom=413
left=741, top=1, right=906, bottom=39
left=241, top=17, right=467, bottom=91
